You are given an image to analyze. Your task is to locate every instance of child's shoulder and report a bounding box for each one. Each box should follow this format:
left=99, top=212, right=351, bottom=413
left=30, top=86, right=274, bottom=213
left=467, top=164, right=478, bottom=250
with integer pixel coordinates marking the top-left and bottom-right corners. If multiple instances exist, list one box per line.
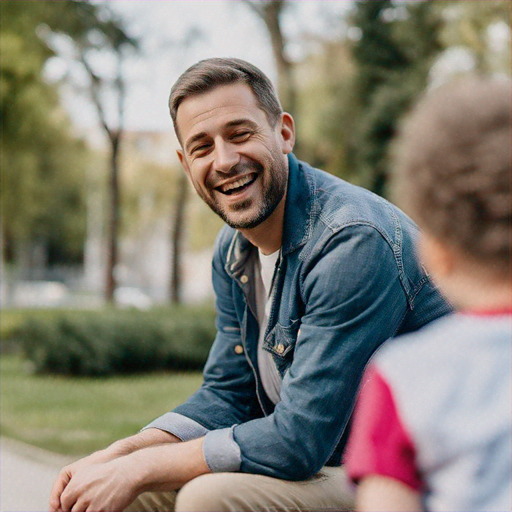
left=373, top=312, right=511, bottom=380
left=368, top=312, right=511, bottom=448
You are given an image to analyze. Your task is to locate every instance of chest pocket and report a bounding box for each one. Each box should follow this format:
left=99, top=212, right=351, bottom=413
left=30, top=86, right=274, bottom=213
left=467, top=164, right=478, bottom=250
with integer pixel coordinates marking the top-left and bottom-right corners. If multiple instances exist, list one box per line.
left=263, top=319, right=301, bottom=376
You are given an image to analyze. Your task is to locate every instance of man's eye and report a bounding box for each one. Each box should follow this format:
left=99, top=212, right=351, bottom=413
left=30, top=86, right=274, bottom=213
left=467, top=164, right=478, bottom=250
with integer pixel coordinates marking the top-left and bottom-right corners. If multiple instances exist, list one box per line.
left=191, top=144, right=210, bottom=155
left=232, top=131, right=251, bottom=141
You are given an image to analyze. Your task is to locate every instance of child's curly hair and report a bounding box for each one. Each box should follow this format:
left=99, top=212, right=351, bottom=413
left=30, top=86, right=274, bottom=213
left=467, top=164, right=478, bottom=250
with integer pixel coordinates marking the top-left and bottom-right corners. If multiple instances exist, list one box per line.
left=392, top=76, right=511, bottom=276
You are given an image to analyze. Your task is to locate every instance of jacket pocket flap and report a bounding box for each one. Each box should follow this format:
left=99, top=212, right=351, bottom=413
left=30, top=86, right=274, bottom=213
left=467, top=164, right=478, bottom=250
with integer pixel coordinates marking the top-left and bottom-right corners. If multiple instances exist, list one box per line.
left=263, top=319, right=300, bottom=358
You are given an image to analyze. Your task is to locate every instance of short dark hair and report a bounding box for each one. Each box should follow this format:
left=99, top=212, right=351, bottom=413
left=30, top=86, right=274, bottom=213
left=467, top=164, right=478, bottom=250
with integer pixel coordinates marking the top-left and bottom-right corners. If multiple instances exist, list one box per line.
left=392, top=75, right=511, bottom=275
left=169, top=58, right=283, bottom=140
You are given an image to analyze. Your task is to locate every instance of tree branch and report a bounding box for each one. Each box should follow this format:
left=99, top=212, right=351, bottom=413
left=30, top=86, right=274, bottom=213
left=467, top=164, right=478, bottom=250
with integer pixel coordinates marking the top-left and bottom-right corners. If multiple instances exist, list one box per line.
left=78, top=51, right=115, bottom=143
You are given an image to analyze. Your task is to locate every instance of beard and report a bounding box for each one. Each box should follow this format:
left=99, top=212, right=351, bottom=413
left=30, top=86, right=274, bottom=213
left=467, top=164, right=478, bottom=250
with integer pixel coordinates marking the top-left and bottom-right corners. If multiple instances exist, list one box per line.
left=198, top=154, right=288, bottom=230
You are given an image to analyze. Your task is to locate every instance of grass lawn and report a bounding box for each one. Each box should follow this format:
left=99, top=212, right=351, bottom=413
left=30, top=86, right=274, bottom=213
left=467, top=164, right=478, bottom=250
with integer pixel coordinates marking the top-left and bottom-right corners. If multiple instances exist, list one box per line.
left=0, top=354, right=203, bottom=457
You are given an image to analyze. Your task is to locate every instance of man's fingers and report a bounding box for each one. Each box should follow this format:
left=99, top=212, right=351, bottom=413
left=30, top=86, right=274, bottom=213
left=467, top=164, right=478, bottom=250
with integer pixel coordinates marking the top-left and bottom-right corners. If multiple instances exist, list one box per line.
left=49, top=469, right=71, bottom=511
left=70, top=499, right=87, bottom=512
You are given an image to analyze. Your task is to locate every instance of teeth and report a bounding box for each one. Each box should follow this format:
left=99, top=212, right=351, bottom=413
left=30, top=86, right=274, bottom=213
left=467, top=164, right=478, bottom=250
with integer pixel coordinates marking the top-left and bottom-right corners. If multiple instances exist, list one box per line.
left=221, top=175, right=253, bottom=193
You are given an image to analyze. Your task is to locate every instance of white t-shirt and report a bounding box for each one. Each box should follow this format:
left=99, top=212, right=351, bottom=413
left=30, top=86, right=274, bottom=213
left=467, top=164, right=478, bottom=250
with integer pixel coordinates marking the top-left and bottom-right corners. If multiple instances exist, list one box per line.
left=255, top=248, right=282, bottom=405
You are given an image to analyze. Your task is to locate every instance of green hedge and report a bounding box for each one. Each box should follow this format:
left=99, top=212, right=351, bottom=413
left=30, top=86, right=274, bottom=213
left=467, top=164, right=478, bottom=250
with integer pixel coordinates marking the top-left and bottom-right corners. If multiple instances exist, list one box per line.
left=10, top=305, right=216, bottom=376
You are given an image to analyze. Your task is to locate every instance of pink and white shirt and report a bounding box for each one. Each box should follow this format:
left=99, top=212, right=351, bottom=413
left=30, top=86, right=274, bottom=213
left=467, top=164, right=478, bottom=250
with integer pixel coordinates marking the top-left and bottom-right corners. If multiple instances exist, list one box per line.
left=345, top=311, right=512, bottom=511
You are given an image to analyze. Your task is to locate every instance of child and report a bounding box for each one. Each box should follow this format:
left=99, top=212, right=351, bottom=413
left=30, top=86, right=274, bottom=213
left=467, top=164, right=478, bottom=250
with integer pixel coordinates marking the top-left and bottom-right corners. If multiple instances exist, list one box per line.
left=345, top=76, right=511, bottom=512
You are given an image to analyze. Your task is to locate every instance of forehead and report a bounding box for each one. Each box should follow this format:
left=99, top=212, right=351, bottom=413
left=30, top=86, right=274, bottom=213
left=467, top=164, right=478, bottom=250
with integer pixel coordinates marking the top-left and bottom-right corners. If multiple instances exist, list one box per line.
left=176, top=83, right=269, bottom=142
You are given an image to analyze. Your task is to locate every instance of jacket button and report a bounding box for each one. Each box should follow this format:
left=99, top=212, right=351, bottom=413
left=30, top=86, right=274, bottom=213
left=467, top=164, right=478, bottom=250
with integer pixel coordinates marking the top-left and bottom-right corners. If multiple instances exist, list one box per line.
left=275, top=343, right=285, bottom=355
left=234, top=345, right=244, bottom=355
left=240, top=275, right=249, bottom=284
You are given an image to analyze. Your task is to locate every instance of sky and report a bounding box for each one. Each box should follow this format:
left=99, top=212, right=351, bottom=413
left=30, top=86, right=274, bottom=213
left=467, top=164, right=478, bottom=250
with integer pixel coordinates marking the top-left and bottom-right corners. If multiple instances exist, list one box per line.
left=48, top=0, right=511, bottom=138
left=48, top=0, right=352, bottom=135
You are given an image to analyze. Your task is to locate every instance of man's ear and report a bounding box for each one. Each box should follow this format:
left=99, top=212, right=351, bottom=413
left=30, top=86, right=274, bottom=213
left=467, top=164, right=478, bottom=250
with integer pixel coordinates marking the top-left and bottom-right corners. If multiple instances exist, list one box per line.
left=279, top=113, right=295, bottom=155
left=177, top=149, right=191, bottom=177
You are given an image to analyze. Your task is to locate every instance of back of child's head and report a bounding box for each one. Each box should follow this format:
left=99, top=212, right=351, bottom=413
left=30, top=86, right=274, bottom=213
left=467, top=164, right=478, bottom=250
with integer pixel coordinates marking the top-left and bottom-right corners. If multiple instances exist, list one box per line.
left=392, top=75, right=511, bottom=278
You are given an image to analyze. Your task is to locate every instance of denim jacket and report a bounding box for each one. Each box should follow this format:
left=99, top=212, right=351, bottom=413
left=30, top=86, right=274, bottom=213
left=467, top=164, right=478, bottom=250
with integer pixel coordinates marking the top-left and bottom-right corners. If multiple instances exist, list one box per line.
left=145, top=154, right=452, bottom=480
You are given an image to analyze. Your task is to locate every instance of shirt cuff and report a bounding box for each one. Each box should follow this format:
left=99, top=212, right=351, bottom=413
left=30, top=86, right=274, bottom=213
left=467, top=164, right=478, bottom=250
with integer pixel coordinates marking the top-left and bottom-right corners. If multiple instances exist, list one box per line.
left=142, top=412, right=209, bottom=441
left=203, top=427, right=242, bottom=472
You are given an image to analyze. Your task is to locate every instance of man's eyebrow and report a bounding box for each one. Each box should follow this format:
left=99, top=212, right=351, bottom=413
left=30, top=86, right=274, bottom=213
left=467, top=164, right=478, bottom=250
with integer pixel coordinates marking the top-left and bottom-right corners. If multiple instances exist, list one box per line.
left=225, top=118, right=258, bottom=130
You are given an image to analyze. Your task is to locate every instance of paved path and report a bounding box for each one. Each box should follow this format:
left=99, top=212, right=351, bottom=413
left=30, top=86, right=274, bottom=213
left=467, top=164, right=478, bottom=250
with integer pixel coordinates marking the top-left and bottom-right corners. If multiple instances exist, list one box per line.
left=1, top=438, right=74, bottom=512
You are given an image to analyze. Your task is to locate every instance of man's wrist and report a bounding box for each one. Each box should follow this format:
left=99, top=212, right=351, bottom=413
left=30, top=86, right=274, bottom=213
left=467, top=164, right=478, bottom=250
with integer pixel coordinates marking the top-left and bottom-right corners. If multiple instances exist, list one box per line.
left=126, top=437, right=210, bottom=494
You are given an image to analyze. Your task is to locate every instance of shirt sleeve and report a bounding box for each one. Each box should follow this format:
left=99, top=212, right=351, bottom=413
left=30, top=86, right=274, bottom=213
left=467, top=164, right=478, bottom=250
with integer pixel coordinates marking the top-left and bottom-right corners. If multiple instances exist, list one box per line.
left=345, top=364, right=423, bottom=491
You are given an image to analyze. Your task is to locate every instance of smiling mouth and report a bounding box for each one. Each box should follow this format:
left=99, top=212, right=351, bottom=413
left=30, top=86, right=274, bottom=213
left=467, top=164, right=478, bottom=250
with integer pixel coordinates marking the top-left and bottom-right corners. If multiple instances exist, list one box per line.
left=216, top=173, right=258, bottom=195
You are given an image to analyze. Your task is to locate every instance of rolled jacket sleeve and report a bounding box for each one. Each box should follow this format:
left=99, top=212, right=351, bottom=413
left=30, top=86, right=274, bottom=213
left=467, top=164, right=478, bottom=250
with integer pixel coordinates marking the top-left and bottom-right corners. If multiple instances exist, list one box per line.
left=142, top=412, right=209, bottom=441
left=203, top=427, right=242, bottom=472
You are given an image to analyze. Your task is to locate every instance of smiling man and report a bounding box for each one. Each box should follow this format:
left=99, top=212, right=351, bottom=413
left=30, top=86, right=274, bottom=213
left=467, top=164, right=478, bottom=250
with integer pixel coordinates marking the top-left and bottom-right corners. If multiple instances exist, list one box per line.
left=50, top=58, right=452, bottom=512
left=175, top=81, right=290, bottom=255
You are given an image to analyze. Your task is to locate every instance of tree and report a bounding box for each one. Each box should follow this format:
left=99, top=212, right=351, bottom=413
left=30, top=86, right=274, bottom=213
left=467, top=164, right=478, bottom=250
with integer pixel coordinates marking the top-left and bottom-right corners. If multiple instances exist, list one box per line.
left=241, top=0, right=297, bottom=119
left=169, top=173, right=188, bottom=304
left=43, top=1, right=139, bottom=302
left=435, top=0, right=511, bottom=75
left=348, top=0, right=442, bottom=197
left=0, top=1, right=89, bottom=275
left=167, top=27, right=205, bottom=305
left=293, top=38, right=358, bottom=181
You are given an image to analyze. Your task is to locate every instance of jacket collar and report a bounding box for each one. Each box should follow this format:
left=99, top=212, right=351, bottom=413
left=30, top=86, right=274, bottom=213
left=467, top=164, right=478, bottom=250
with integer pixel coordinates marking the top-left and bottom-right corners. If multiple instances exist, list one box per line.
left=281, top=153, right=314, bottom=256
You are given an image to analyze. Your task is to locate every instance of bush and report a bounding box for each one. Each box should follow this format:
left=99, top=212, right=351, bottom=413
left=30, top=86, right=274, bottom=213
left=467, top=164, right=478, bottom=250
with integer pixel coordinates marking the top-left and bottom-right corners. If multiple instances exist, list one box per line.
left=15, top=305, right=216, bottom=376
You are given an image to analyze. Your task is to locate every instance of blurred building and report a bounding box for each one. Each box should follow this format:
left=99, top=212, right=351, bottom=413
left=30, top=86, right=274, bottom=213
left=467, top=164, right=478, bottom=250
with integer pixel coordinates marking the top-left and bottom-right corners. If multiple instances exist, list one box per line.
left=2, top=128, right=215, bottom=309
left=84, top=128, right=214, bottom=307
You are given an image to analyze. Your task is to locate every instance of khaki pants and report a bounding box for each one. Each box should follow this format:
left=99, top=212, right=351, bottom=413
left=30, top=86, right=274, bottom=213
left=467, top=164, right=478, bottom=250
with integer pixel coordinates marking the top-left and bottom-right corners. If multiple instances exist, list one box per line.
left=125, top=467, right=354, bottom=512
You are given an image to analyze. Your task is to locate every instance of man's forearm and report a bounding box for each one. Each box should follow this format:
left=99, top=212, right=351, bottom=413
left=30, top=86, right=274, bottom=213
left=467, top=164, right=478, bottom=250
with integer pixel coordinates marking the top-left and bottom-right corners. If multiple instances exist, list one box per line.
left=126, top=437, right=210, bottom=493
left=108, top=428, right=181, bottom=458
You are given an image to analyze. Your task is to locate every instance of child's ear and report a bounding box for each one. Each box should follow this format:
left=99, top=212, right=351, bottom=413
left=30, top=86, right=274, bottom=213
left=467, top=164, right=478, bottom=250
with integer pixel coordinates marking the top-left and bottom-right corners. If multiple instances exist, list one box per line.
left=418, top=233, right=454, bottom=280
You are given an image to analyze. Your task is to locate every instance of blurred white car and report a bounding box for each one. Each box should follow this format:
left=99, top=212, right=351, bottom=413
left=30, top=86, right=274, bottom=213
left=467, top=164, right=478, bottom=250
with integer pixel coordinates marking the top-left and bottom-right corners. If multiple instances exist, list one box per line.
left=114, top=287, right=153, bottom=310
left=12, top=281, right=69, bottom=308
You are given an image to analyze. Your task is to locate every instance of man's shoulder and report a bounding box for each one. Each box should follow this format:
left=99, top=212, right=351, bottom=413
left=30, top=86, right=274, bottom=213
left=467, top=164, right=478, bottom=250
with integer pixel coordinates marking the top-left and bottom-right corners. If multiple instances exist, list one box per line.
left=298, top=160, right=417, bottom=243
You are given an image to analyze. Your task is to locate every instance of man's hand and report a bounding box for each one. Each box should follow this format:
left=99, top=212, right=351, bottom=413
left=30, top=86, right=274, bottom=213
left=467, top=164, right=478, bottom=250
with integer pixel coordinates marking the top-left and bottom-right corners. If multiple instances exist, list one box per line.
left=49, top=436, right=209, bottom=512
left=49, top=429, right=179, bottom=512
left=55, top=458, right=140, bottom=512
left=49, top=449, right=119, bottom=512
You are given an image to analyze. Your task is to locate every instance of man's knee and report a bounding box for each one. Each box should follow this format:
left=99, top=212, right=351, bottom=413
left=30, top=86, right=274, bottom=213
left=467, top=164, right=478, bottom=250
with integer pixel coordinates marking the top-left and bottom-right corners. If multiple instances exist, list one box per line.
left=176, top=473, right=248, bottom=512
left=175, top=468, right=353, bottom=512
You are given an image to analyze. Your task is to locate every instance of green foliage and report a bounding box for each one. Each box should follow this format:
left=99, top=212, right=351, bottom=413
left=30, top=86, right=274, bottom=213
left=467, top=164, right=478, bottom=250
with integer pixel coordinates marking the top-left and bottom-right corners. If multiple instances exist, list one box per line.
left=1, top=308, right=69, bottom=342
left=348, top=0, right=442, bottom=197
left=0, top=1, right=91, bottom=265
left=436, top=0, right=511, bottom=74
left=188, top=197, right=225, bottom=252
left=296, top=40, right=358, bottom=181
left=13, top=305, right=216, bottom=376
left=351, top=0, right=409, bottom=102
left=1, top=0, right=138, bottom=268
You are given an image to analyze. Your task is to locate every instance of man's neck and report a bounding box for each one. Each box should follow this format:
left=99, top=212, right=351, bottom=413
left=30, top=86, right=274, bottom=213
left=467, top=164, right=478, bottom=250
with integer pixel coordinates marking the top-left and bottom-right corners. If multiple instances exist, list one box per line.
left=239, top=193, right=286, bottom=255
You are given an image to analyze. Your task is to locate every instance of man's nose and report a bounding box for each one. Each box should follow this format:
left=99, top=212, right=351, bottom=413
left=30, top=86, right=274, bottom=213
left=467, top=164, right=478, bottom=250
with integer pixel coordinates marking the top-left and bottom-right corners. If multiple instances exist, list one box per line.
left=213, top=142, right=240, bottom=174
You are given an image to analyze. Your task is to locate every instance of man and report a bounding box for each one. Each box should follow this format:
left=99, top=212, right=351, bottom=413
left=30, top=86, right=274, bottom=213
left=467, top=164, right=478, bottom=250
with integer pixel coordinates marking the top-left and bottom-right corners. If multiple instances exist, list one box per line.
left=50, top=58, right=451, bottom=512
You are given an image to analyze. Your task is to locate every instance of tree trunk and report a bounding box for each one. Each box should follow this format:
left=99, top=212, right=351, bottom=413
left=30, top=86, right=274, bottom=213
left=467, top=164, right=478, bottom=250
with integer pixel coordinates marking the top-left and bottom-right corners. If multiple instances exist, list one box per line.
left=262, top=0, right=297, bottom=118
left=105, top=134, right=120, bottom=303
left=242, top=0, right=299, bottom=153
left=169, top=172, right=188, bottom=304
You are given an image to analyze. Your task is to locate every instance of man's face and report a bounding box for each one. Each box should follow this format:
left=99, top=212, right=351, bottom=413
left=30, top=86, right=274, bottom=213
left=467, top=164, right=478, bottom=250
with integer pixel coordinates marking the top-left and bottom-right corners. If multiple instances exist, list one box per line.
left=176, top=83, right=294, bottom=229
